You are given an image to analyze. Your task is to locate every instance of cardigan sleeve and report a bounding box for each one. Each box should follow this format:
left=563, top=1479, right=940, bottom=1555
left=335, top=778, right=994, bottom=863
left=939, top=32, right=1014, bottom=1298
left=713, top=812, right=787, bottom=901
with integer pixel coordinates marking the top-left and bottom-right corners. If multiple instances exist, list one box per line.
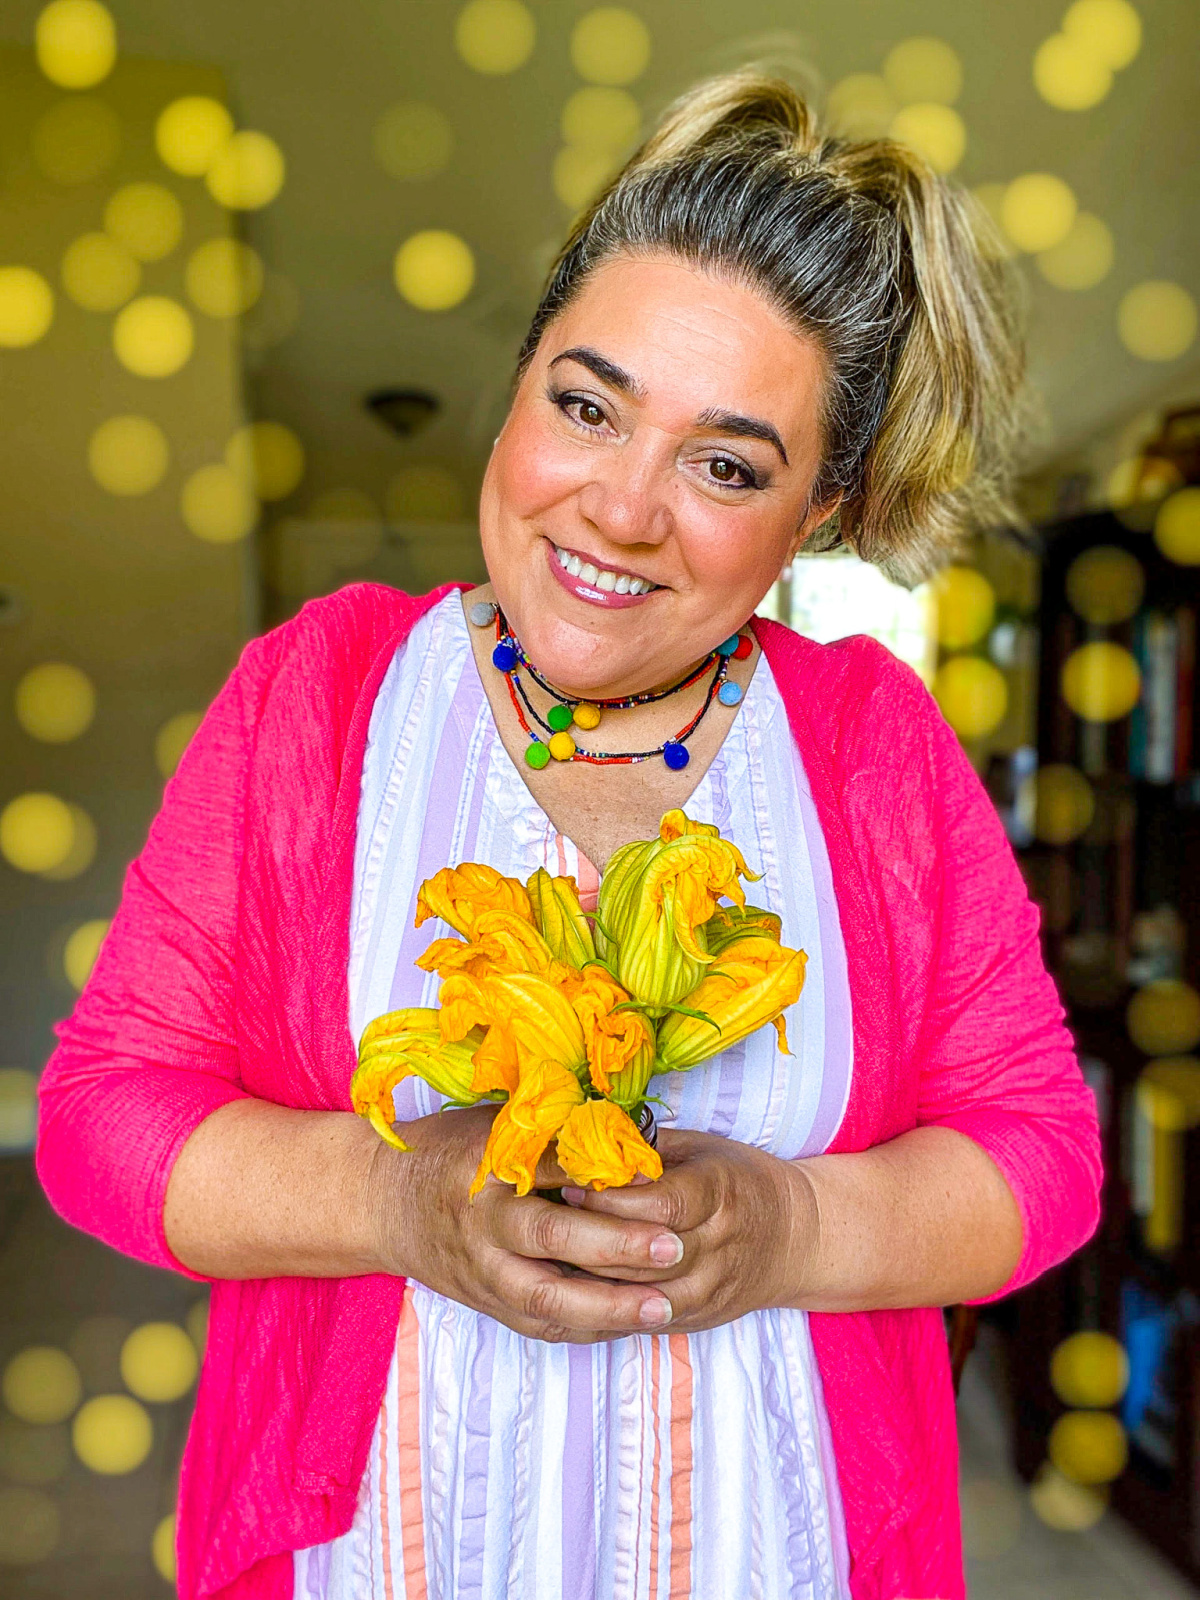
left=906, top=679, right=1103, bottom=1303
left=34, top=634, right=278, bottom=1280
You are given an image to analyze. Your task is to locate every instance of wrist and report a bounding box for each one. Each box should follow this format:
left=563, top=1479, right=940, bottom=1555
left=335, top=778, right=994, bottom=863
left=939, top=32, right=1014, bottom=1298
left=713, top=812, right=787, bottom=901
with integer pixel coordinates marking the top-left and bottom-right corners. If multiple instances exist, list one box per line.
left=779, top=1158, right=823, bottom=1309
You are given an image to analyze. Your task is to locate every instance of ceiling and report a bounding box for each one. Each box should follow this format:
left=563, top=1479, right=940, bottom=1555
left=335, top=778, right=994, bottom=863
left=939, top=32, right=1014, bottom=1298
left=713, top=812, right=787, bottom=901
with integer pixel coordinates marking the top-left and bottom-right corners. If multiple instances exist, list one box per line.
left=3, top=0, right=1199, bottom=529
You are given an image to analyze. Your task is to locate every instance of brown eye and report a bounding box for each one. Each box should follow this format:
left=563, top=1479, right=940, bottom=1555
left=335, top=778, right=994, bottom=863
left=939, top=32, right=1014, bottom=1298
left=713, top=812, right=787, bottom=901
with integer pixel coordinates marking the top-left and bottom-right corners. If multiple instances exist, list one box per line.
left=710, top=458, right=741, bottom=482
left=579, top=401, right=604, bottom=427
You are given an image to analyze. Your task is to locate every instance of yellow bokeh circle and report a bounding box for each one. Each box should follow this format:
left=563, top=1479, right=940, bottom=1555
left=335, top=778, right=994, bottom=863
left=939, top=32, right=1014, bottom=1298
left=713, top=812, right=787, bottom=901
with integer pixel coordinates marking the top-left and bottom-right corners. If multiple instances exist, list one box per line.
left=1050, top=1331, right=1129, bottom=1409
left=882, top=36, right=962, bottom=106
left=155, top=711, right=202, bottom=779
left=553, top=145, right=619, bottom=210
left=933, top=657, right=1008, bottom=740
left=888, top=103, right=965, bottom=174
left=64, top=918, right=109, bottom=991
left=1060, top=641, right=1140, bottom=721
left=1107, top=454, right=1182, bottom=512
left=561, top=86, right=640, bottom=152
left=1001, top=174, right=1077, bottom=253
left=1065, top=544, right=1144, bottom=623
left=35, top=0, right=116, bottom=90
left=1127, top=978, right=1200, bottom=1056
left=393, top=230, right=475, bottom=312
left=372, top=102, right=454, bottom=181
left=969, top=184, right=1016, bottom=262
left=455, top=0, right=536, bottom=75
left=61, top=232, right=140, bottom=313
left=1033, top=32, right=1113, bottom=110
left=185, top=238, right=264, bottom=319
left=0, top=1068, right=39, bottom=1156
left=1036, top=213, right=1114, bottom=291
left=1029, top=1461, right=1108, bottom=1531
left=103, top=182, right=183, bottom=263
left=0, top=1484, right=61, bottom=1565
left=120, top=1322, right=198, bottom=1403
left=0, top=793, right=75, bottom=874
left=88, top=414, right=169, bottom=496
left=31, top=96, right=121, bottom=185
left=1117, top=281, right=1197, bottom=363
left=40, top=804, right=97, bottom=882
left=1063, top=0, right=1142, bottom=70
left=933, top=565, right=995, bottom=649
left=155, top=95, right=234, bottom=177
left=180, top=464, right=259, bottom=544
left=112, top=296, right=194, bottom=378
left=15, top=663, right=95, bottom=742
left=0, top=267, right=54, bottom=349
left=1154, top=487, right=1200, bottom=566
left=386, top=464, right=466, bottom=522
left=71, top=1394, right=152, bottom=1475
left=2, top=1347, right=82, bottom=1425
left=205, top=130, right=286, bottom=210
left=570, top=7, right=651, bottom=86
left=1048, top=1409, right=1128, bottom=1486
left=225, top=421, right=305, bottom=502
left=1033, top=765, right=1095, bottom=845
left=152, top=1513, right=177, bottom=1583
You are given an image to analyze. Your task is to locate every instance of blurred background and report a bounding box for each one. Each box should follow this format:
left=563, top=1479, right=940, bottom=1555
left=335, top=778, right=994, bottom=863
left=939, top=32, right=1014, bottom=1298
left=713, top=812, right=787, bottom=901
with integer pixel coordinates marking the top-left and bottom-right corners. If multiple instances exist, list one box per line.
left=0, top=0, right=1198, bottom=1593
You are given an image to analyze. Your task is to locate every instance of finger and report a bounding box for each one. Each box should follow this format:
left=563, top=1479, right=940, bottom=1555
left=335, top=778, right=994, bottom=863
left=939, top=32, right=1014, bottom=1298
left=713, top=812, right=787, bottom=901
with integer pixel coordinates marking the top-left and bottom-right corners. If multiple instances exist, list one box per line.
left=532, top=1147, right=571, bottom=1189
left=490, top=1191, right=684, bottom=1275
left=561, top=1169, right=718, bottom=1234
left=495, top=1253, right=673, bottom=1338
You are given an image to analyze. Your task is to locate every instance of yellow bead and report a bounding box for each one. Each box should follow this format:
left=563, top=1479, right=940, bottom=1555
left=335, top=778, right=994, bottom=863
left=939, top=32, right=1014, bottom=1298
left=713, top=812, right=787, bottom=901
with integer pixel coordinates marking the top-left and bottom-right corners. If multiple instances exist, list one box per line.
left=573, top=703, right=601, bottom=730
left=548, top=731, right=576, bottom=761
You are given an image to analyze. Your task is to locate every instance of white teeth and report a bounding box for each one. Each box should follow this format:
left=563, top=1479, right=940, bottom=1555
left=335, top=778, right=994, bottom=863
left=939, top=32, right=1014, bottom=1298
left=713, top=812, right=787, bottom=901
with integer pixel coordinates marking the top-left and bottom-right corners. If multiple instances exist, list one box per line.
left=554, top=546, right=653, bottom=594
left=596, top=569, right=617, bottom=591
left=628, top=578, right=647, bottom=595
left=614, top=573, right=631, bottom=594
left=566, top=554, right=583, bottom=577
left=556, top=546, right=570, bottom=569
left=579, top=562, right=599, bottom=585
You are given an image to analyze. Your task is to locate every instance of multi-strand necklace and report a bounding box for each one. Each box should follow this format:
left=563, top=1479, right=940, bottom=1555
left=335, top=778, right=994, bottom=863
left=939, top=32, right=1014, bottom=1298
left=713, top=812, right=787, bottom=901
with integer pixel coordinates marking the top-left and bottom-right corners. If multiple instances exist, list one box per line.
left=468, top=600, right=752, bottom=770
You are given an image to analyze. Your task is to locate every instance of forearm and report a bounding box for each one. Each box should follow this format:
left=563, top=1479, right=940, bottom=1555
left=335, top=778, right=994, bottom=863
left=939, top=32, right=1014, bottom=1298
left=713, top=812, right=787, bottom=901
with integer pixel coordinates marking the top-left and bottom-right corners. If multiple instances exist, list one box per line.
left=789, top=1124, right=1024, bottom=1311
left=163, top=1098, right=388, bottom=1279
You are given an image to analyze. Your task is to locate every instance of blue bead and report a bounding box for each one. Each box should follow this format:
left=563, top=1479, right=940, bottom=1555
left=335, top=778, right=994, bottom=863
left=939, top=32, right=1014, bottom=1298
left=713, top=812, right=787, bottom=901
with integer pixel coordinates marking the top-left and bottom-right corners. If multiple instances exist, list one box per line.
left=662, top=741, right=690, bottom=770
left=491, top=642, right=518, bottom=673
left=718, top=680, right=743, bottom=706
left=717, top=635, right=740, bottom=656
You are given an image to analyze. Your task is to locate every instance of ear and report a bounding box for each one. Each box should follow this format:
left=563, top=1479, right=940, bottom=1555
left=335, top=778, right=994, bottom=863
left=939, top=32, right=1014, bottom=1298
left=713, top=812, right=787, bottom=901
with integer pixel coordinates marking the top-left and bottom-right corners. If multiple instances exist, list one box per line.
left=787, top=493, right=843, bottom=564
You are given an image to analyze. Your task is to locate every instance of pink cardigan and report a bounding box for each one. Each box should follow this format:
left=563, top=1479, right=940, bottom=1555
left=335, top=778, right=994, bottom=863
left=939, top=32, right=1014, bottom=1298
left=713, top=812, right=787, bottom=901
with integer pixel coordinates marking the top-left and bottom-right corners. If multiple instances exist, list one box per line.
left=36, top=582, right=1102, bottom=1600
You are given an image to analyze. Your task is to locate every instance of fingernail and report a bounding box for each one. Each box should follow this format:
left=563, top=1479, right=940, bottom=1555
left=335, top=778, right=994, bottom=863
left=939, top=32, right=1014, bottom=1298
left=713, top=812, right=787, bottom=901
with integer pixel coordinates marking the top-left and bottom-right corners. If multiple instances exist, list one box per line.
left=562, top=1186, right=585, bottom=1206
left=639, top=1296, right=672, bottom=1327
left=649, top=1232, right=684, bottom=1266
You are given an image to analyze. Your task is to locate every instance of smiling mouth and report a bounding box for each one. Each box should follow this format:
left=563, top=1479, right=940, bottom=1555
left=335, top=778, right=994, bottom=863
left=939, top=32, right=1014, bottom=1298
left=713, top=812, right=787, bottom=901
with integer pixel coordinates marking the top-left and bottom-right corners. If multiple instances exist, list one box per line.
left=551, top=543, right=661, bottom=595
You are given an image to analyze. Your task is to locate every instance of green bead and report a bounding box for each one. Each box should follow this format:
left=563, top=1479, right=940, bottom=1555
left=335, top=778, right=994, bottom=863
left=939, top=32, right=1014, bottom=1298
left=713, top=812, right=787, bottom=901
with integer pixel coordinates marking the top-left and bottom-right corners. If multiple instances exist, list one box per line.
left=547, top=704, right=574, bottom=732
left=524, top=741, right=551, bottom=769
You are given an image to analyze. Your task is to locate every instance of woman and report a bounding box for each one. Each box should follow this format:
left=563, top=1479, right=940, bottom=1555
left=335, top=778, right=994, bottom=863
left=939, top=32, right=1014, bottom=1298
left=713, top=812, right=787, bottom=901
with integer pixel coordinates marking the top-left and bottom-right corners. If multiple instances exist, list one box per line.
left=37, top=73, right=1101, bottom=1600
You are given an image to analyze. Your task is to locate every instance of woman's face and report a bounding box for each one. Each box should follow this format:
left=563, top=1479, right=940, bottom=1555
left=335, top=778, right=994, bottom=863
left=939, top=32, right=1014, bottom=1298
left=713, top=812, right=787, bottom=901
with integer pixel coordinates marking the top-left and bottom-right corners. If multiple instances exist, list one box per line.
left=479, top=253, right=833, bottom=699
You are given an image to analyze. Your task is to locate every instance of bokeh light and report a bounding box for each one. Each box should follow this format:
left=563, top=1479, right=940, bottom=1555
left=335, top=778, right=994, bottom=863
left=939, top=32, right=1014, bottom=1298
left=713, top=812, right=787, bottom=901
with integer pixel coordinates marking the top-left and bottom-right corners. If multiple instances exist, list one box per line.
left=71, top=1394, right=152, bottom=1475
left=933, top=656, right=1008, bottom=739
left=2, top=1347, right=82, bottom=1426
left=155, top=711, right=202, bottom=779
left=1154, top=487, right=1200, bottom=565
left=1001, top=174, right=1077, bottom=253
left=1033, top=32, right=1113, bottom=110
left=454, top=0, right=536, bottom=76
left=882, top=36, right=962, bottom=106
left=372, top=101, right=454, bottom=181
left=1060, top=640, right=1140, bottom=721
left=61, top=231, right=140, bottom=313
left=0, top=1068, right=39, bottom=1156
left=1064, top=544, right=1143, bottom=623
left=1029, top=1461, right=1108, bottom=1531
left=180, top=463, right=259, bottom=543
left=1050, top=1331, right=1129, bottom=1409
left=561, top=86, right=640, bottom=152
left=307, top=486, right=383, bottom=527
left=1062, top=0, right=1142, bottom=69
left=152, top=1513, right=177, bottom=1582
left=15, top=663, right=95, bottom=743
left=225, top=421, right=305, bottom=502
left=63, top=919, right=109, bottom=991
left=0, top=1485, right=61, bottom=1565
left=0, top=793, right=75, bottom=874
left=553, top=145, right=619, bottom=209
left=1048, top=1409, right=1128, bottom=1485
left=103, top=182, right=184, bottom=263
left=154, top=95, right=234, bottom=177
left=205, top=130, right=286, bottom=210
left=826, top=74, right=895, bottom=139
left=933, top=565, right=995, bottom=649
left=969, top=183, right=1016, bottom=261
left=570, top=7, right=651, bottom=86
left=35, top=0, right=116, bottom=90
left=88, top=414, right=169, bottom=496
left=888, top=104, right=966, bottom=173
left=67, top=1314, right=132, bottom=1392
left=1033, top=765, right=1096, bottom=845
left=120, top=1322, right=198, bottom=1403
left=0, top=1415, right=69, bottom=1485
left=185, top=238, right=264, bottom=318
left=0, top=268, right=54, bottom=349
left=1107, top=454, right=1183, bottom=513
left=111, top=296, right=194, bottom=378
left=386, top=463, right=466, bottom=522
left=40, top=804, right=97, bottom=882
left=959, top=1476, right=1023, bottom=1560
left=30, top=96, right=121, bottom=185
left=393, top=230, right=475, bottom=311
left=1127, top=978, right=1200, bottom=1056
left=1117, top=281, right=1197, bottom=362
left=1036, top=212, right=1114, bottom=290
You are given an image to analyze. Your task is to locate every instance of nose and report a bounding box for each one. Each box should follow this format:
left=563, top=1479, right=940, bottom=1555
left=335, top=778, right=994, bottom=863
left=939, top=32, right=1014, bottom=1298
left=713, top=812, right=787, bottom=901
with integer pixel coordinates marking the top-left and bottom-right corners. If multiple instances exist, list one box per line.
left=575, top=442, right=673, bottom=549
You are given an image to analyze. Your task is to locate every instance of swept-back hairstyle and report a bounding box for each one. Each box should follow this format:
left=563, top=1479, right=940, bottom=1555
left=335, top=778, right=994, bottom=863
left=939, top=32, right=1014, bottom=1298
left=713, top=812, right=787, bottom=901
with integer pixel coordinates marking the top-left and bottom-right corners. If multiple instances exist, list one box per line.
left=517, top=71, right=1025, bottom=584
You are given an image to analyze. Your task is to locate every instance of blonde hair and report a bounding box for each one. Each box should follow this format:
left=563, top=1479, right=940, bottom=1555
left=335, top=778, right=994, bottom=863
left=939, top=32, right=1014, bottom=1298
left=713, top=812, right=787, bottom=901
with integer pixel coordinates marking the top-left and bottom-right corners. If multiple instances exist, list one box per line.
left=518, top=71, right=1025, bottom=584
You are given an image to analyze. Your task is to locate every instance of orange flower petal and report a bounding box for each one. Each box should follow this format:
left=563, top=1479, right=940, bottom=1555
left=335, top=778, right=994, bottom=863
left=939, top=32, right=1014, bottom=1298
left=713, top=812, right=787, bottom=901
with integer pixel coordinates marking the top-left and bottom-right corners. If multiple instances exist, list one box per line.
left=469, top=1061, right=586, bottom=1198
left=555, top=1100, right=663, bottom=1191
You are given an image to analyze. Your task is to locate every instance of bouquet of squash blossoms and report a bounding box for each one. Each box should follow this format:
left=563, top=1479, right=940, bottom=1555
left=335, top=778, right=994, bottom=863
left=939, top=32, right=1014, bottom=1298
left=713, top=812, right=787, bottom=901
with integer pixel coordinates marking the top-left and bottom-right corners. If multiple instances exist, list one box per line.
left=351, top=810, right=807, bottom=1196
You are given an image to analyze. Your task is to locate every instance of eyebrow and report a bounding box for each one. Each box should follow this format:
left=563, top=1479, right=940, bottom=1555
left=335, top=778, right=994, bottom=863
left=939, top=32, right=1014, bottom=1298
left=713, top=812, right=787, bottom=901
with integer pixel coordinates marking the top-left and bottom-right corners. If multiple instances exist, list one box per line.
left=549, top=346, right=789, bottom=467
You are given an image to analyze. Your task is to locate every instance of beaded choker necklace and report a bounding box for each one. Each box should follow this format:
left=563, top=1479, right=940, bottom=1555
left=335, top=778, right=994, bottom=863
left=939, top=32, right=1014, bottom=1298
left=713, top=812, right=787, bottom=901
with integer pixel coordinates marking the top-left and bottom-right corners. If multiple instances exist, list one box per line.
left=467, top=599, right=752, bottom=770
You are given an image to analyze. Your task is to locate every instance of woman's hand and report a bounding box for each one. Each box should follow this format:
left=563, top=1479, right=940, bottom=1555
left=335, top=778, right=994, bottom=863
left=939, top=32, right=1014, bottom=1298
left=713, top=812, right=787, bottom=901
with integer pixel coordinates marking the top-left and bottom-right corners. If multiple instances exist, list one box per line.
left=560, top=1127, right=819, bottom=1332
left=367, top=1104, right=683, bottom=1343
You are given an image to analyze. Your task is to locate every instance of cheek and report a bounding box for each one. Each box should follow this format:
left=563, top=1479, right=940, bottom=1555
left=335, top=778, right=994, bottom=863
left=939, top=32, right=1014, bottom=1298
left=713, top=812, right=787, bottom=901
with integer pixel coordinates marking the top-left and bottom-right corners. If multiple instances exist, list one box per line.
left=677, top=503, right=795, bottom=598
left=491, top=407, right=583, bottom=523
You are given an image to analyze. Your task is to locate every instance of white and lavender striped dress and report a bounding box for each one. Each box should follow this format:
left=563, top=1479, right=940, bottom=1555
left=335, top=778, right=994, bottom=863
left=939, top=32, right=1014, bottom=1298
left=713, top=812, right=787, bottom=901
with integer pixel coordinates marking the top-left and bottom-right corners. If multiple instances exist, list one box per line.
left=295, top=590, right=853, bottom=1599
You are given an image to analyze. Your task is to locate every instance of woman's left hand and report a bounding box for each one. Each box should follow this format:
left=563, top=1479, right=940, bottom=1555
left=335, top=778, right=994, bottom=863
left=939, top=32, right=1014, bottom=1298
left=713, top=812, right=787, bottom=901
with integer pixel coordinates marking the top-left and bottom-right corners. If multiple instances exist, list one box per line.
left=561, top=1128, right=818, bottom=1331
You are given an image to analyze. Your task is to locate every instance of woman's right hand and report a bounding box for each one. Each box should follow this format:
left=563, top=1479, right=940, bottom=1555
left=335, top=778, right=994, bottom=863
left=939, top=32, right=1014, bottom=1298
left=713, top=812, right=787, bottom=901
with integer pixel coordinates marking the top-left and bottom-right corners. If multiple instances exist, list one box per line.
left=366, top=1105, right=679, bottom=1343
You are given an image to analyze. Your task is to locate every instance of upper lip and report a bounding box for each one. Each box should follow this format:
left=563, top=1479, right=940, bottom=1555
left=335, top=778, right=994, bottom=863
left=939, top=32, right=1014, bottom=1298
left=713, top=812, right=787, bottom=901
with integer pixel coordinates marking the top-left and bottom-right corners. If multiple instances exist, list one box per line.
left=549, top=540, right=662, bottom=589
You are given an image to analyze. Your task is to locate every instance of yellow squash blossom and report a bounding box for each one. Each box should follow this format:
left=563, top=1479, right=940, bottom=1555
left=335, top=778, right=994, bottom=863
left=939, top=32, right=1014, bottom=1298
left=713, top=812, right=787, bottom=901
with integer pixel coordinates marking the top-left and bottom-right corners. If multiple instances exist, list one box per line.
left=656, top=936, right=807, bottom=1073
left=702, top=902, right=783, bottom=953
left=469, top=1060, right=586, bottom=1197
left=353, top=1007, right=490, bottom=1149
left=555, top=1099, right=663, bottom=1191
left=527, top=868, right=596, bottom=968
left=417, top=909, right=560, bottom=980
left=439, top=970, right=588, bottom=1096
left=415, top=862, right=533, bottom=938
left=572, top=966, right=656, bottom=1109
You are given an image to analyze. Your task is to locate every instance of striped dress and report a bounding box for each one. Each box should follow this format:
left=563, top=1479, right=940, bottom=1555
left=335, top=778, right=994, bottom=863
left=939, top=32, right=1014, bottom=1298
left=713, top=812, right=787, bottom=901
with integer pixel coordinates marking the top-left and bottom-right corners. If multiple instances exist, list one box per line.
left=294, top=590, right=854, bottom=1599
